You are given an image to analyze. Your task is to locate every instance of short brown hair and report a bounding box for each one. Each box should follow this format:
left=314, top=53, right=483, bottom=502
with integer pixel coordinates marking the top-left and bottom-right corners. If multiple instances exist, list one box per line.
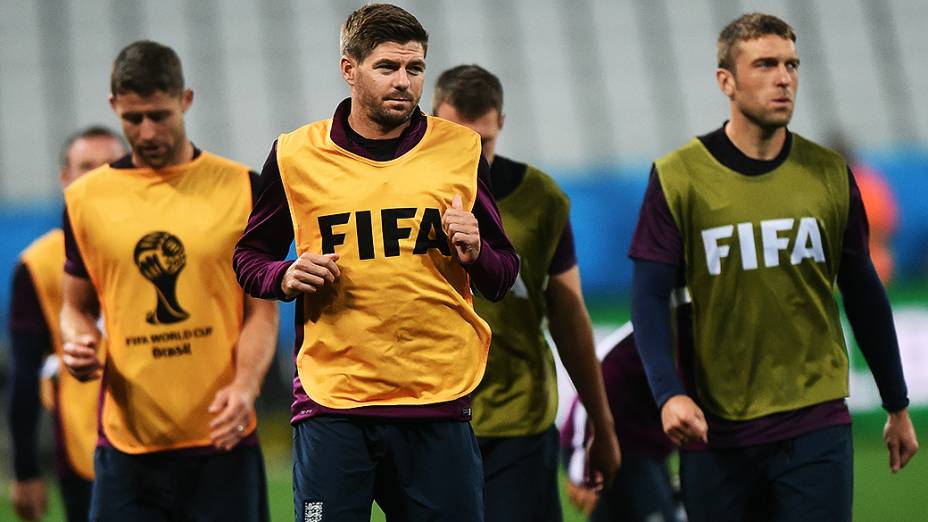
left=59, top=126, right=125, bottom=168
left=717, top=13, right=796, bottom=71
left=433, top=65, right=503, bottom=120
left=340, top=4, right=429, bottom=63
left=111, top=40, right=185, bottom=97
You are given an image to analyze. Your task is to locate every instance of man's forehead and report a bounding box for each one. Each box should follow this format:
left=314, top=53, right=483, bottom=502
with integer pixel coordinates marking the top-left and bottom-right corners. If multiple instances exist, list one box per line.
left=366, top=41, right=426, bottom=62
left=734, top=35, right=797, bottom=61
left=113, top=90, right=182, bottom=109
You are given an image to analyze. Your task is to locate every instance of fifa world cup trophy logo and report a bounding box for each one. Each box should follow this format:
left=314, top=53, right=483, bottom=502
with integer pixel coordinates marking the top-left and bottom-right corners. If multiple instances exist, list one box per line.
left=133, top=231, right=190, bottom=324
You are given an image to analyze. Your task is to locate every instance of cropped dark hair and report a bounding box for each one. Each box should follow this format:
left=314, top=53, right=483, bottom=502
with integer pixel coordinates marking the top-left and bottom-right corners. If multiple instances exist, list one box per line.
left=717, top=13, right=796, bottom=71
left=111, top=40, right=185, bottom=96
left=433, top=64, right=503, bottom=120
left=59, top=126, right=125, bottom=168
left=340, top=4, right=428, bottom=62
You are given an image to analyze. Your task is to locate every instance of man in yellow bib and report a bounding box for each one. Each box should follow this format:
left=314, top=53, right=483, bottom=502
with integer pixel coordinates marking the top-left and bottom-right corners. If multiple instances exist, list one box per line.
left=234, top=4, right=518, bottom=521
left=8, top=126, right=125, bottom=522
left=60, top=41, right=278, bottom=521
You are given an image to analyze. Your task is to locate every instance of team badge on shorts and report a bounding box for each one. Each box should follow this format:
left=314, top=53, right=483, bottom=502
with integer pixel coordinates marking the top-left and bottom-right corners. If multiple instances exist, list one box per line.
left=303, top=500, right=323, bottom=522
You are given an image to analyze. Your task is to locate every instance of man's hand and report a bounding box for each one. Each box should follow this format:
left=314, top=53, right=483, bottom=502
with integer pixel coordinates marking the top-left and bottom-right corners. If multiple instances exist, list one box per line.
left=62, top=334, right=102, bottom=381
left=280, top=253, right=340, bottom=298
left=208, top=383, right=257, bottom=451
left=584, top=428, right=621, bottom=490
left=442, top=195, right=481, bottom=264
left=10, top=478, right=47, bottom=521
left=661, top=395, right=708, bottom=446
left=565, top=480, right=599, bottom=516
left=884, top=408, right=919, bottom=473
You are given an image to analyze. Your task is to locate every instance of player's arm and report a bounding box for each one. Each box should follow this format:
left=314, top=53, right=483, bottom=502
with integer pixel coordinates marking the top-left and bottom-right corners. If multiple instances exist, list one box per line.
left=837, top=167, right=917, bottom=472
left=60, top=210, right=103, bottom=381
left=7, top=264, right=49, bottom=521
left=630, top=168, right=707, bottom=446
left=545, top=224, right=620, bottom=486
left=234, top=141, right=308, bottom=301
left=209, top=295, right=278, bottom=451
left=449, top=156, right=519, bottom=301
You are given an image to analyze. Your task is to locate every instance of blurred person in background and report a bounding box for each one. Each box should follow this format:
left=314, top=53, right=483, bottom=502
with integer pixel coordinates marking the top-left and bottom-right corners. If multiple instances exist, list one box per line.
left=60, top=40, right=277, bottom=521
left=629, top=12, right=917, bottom=521
left=6, top=126, right=126, bottom=522
left=830, top=131, right=899, bottom=284
left=432, top=64, right=620, bottom=522
left=560, top=324, right=681, bottom=522
left=233, top=5, right=518, bottom=520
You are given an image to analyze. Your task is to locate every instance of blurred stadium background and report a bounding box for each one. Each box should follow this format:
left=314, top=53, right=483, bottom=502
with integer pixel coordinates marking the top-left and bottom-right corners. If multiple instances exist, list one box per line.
left=1, top=0, right=926, bottom=520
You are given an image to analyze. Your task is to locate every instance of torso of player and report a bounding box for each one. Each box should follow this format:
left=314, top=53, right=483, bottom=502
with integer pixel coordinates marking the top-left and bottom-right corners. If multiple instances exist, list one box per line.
left=276, top=116, right=491, bottom=409
left=63, top=152, right=253, bottom=453
left=471, top=163, right=569, bottom=437
left=656, top=134, right=850, bottom=420
left=20, top=230, right=99, bottom=478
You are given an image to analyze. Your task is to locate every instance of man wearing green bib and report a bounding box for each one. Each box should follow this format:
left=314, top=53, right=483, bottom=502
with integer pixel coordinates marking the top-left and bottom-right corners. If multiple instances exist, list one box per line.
left=433, top=65, right=620, bottom=522
left=630, top=13, right=918, bottom=521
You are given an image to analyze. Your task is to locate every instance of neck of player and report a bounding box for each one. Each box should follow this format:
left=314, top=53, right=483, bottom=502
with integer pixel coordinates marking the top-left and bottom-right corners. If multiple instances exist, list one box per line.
left=724, top=116, right=787, bottom=161
left=134, top=140, right=195, bottom=169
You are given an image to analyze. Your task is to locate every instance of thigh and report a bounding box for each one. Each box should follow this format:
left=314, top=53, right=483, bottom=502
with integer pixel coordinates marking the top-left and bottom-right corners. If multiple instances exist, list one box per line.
left=58, top=474, right=93, bottom=522
left=89, top=446, right=174, bottom=522
left=375, top=420, right=484, bottom=522
left=185, top=444, right=270, bottom=522
left=292, top=417, right=376, bottom=522
left=593, top=454, right=678, bottom=522
left=480, top=426, right=562, bottom=522
left=680, top=448, right=763, bottom=522
left=768, top=425, right=853, bottom=522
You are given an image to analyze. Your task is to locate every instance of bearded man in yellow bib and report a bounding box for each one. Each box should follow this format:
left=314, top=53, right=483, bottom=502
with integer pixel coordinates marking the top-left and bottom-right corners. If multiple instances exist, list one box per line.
left=233, top=4, right=518, bottom=521
left=8, top=126, right=125, bottom=522
left=60, top=41, right=278, bottom=522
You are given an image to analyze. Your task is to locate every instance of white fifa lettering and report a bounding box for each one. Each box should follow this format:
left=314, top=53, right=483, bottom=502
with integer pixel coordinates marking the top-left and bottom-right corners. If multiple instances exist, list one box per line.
left=790, top=217, right=826, bottom=265
left=761, top=218, right=795, bottom=267
left=737, top=222, right=758, bottom=270
left=701, top=225, right=734, bottom=276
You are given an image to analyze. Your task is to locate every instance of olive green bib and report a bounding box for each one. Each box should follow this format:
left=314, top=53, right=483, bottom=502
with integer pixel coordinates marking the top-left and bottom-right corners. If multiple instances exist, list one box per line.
left=656, top=134, right=850, bottom=420
left=472, top=164, right=569, bottom=437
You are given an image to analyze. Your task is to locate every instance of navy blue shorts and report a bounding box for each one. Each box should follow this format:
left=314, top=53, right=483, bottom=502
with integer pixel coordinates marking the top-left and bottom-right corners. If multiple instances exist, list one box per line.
left=680, top=424, right=852, bottom=522
left=590, top=453, right=680, bottom=522
left=293, top=416, right=484, bottom=522
left=89, top=443, right=269, bottom=522
left=478, top=425, right=562, bottom=522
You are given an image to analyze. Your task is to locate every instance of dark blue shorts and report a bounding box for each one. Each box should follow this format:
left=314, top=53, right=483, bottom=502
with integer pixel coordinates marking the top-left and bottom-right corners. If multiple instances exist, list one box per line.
left=478, top=425, right=562, bottom=522
left=680, top=424, right=853, bottom=522
left=590, top=453, right=681, bottom=522
left=89, top=444, right=269, bottom=522
left=292, top=416, right=484, bottom=522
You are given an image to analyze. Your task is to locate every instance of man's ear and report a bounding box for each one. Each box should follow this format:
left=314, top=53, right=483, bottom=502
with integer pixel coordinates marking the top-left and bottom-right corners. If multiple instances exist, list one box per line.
left=717, top=68, right=736, bottom=99
left=341, top=56, right=357, bottom=86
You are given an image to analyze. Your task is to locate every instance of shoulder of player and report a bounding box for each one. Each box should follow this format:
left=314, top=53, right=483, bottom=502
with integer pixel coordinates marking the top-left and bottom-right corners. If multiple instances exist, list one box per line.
left=196, top=150, right=253, bottom=178
left=515, top=160, right=569, bottom=206
left=275, top=118, right=335, bottom=159
left=63, top=162, right=116, bottom=201
left=424, top=115, right=482, bottom=146
left=789, top=132, right=847, bottom=168
left=652, top=137, right=705, bottom=188
left=19, top=229, right=64, bottom=260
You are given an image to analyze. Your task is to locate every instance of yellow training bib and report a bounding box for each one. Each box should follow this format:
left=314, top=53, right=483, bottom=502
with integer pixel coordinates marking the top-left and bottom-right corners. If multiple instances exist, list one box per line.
left=64, top=152, right=254, bottom=453
left=277, top=116, right=491, bottom=409
left=21, top=229, right=99, bottom=478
